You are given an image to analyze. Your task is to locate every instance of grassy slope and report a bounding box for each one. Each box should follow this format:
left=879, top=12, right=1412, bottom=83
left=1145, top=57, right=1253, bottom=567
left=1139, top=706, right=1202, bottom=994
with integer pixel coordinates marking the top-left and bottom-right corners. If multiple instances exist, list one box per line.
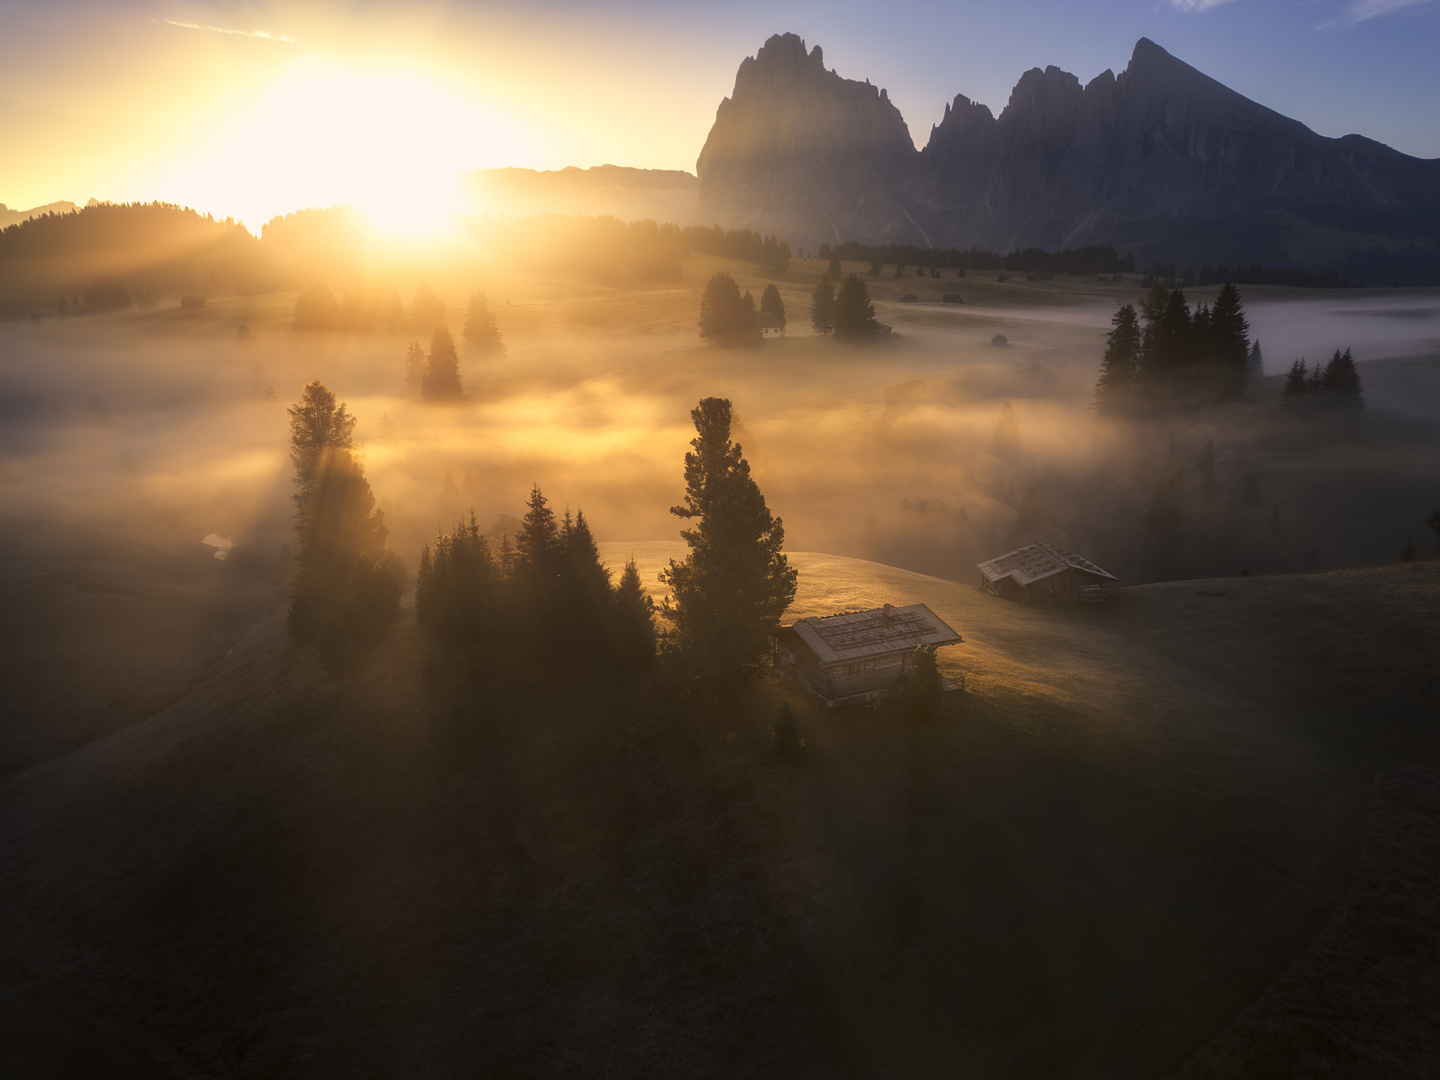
left=1, top=523, right=1437, bottom=1078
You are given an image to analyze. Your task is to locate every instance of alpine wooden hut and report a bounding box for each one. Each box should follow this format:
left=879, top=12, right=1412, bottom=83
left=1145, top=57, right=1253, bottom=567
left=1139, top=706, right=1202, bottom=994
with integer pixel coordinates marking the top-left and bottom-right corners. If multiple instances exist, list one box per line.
left=977, top=542, right=1117, bottom=602
left=777, top=603, right=962, bottom=707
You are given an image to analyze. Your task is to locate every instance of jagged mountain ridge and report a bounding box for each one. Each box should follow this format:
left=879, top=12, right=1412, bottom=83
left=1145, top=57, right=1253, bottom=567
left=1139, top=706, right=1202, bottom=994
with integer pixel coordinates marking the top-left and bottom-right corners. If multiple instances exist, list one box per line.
left=697, top=33, right=1440, bottom=266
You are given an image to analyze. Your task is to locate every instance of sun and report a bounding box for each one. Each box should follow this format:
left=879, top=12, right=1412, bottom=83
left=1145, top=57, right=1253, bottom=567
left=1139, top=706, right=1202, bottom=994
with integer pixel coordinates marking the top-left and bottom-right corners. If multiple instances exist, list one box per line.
left=157, top=61, right=528, bottom=234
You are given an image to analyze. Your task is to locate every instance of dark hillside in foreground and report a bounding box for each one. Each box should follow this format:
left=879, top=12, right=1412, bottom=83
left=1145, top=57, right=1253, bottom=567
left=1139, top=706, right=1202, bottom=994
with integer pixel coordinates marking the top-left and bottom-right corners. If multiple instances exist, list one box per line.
left=1, top=523, right=1438, bottom=1077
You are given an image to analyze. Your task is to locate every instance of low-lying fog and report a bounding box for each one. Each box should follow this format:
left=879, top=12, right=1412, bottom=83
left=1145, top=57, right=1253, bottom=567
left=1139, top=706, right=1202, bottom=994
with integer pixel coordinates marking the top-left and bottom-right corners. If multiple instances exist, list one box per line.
left=2, top=280, right=1437, bottom=590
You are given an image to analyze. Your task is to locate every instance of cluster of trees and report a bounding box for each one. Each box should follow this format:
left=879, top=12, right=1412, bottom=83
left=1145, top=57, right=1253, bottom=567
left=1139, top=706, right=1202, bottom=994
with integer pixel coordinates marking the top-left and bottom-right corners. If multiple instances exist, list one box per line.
left=1282, top=349, right=1364, bottom=415
left=463, top=291, right=504, bottom=353
left=698, top=272, right=787, bottom=346
left=417, top=492, right=657, bottom=673
left=406, top=327, right=464, bottom=401
left=823, top=241, right=1134, bottom=277
left=683, top=226, right=790, bottom=272
left=1142, top=261, right=1352, bottom=290
left=285, top=382, right=406, bottom=673
left=412, top=397, right=797, bottom=695
left=1094, top=283, right=1255, bottom=412
left=809, top=272, right=880, bottom=337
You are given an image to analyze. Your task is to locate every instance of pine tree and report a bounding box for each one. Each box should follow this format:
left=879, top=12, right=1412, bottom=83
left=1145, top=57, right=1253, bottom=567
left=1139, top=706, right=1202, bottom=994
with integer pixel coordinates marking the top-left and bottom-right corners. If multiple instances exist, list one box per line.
left=760, top=283, right=786, bottom=327
left=1320, top=347, right=1363, bottom=414
left=1283, top=358, right=1309, bottom=398
left=287, top=380, right=356, bottom=515
left=660, top=398, right=798, bottom=689
left=516, top=484, right=560, bottom=578
left=462, top=291, right=504, bottom=354
left=404, top=341, right=425, bottom=387
left=1094, top=304, right=1140, bottom=414
left=611, top=558, right=657, bottom=670
left=1247, top=340, right=1265, bottom=387
left=833, top=274, right=879, bottom=337
left=559, top=508, right=613, bottom=656
left=1210, top=282, right=1250, bottom=399
left=810, top=272, right=835, bottom=336
left=904, top=645, right=942, bottom=719
left=415, top=513, right=496, bottom=645
left=422, top=326, right=463, bottom=401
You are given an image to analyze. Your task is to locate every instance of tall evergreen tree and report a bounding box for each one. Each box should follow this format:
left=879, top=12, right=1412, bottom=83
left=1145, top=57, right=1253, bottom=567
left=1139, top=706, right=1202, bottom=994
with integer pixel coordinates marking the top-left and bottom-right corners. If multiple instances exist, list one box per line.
left=1320, top=347, right=1363, bottom=413
left=462, top=291, right=504, bottom=354
left=611, top=558, right=657, bottom=669
left=1094, top=303, right=1140, bottom=414
left=287, top=380, right=356, bottom=515
left=1283, top=358, right=1309, bottom=398
left=833, top=274, right=879, bottom=337
left=422, top=326, right=463, bottom=401
left=415, top=513, right=497, bottom=646
left=760, top=282, right=786, bottom=327
left=660, top=398, right=797, bottom=689
left=810, top=272, right=835, bottom=336
left=1210, top=282, right=1251, bottom=399
left=404, top=341, right=425, bottom=387
left=1247, top=340, right=1265, bottom=387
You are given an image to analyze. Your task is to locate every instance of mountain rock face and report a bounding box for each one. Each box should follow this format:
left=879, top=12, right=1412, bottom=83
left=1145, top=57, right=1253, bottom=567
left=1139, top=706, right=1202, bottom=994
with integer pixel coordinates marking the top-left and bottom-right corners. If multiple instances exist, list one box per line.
left=698, top=35, right=1440, bottom=266
left=695, top=34, right=939, bottom=246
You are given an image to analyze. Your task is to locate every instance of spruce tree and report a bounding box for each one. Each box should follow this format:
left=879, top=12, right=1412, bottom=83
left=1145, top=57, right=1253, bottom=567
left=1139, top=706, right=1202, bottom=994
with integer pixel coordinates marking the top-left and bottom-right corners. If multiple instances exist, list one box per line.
left=1247, top=340, right=1265, bottom=387
left=1283, top=359, right=1309, bottom=398
left=1094, top=304, right=1140, bottom=414
left=462, top=291, right=504, bottom=354
left=1210, top=282, right=1250, bottom=399
left=660, top=398, right=797, bottom=689
left=611, top=558, right=657, bottom=670
left=287, top=380, right=356, bottom=515
left=833, top=274, right=879, bottom=337
left=404, top=341, right=425, bottom=387
left=760, top=282, right=786, bottom=327
left=422, top=326, right=463, bottom=401
left=1320, top=347, right=1363, bottom=414
left=810, top=272, right=835, bottom=336
left=416, top=513, right=496, bottom=646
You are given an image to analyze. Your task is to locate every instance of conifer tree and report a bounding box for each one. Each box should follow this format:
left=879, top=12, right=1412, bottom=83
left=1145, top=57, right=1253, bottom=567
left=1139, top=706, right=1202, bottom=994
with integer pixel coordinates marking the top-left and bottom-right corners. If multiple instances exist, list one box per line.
left=660, top=398, right=797, bottom=689
left=415, top=513, right=496, bottom=645
left=422, top=326, right=463, bottom=401
left=1210, top=282, right=1250, bottom=399
left=1283, top=358, right=1309, bottom=398
left=287, top=380, right=356, bottom=515
left=1247, top=340, right=1265, bottom=386
left=1320, top=347, right=1363, bottom=413
left=810, top=272, right=835, bottom=336
left=1094, top=303, right=1140, bottom=414
left=462, top=291, right=504, bottom=354
left=559, top=508, right=613, bottom=655
left=612, top=558, right=657, bottom=669
left=760, top=282, right=786, bottom=327
left=833, top=274, right=879, bottom=337
left=404, top=341, right=425, bottom=387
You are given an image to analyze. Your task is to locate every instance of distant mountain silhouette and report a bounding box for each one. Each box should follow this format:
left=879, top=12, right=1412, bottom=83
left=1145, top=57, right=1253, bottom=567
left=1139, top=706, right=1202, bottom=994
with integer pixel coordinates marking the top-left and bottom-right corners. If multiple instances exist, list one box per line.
left=464, top=165, right=698, bottom=224
left=0, top=201, right=80, bottom=229
left=697, top=34, right=1440, bottom=269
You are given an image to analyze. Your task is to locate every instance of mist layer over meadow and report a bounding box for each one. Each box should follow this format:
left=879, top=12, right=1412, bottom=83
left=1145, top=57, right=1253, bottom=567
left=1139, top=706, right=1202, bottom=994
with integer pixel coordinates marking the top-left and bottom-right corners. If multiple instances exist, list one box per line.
left=2, top=265, right=1438, bottom=594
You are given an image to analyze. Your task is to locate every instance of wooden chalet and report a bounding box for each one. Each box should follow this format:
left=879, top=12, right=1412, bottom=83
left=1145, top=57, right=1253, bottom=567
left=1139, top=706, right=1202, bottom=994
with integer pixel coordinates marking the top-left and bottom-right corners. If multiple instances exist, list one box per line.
left=758, top=311, right=785, bottom=337
left=778, top=603, right=963, bottom=707
left=977, top=542, right=1117, bottom=603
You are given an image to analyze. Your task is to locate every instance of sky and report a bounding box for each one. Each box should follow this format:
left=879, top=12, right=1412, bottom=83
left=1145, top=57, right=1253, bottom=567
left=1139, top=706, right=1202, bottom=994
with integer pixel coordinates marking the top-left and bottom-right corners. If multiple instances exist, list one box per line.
left=3, top=0, right=1439, bottom=231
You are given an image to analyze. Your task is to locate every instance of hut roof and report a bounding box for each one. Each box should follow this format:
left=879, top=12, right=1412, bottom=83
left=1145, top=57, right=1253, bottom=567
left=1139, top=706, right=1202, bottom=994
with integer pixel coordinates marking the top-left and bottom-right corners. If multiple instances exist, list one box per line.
left=758, top=311, right=784, bottom=329
left=977, top=542, right=1117, bottom=587
left=787, top=603, right=962, bottom=665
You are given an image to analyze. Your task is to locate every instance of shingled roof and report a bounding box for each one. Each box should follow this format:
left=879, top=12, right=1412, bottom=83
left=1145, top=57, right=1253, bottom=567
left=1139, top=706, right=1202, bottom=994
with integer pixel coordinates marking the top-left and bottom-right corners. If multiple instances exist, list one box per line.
left=977, top=542, right=1118, bottom=588
left=787, top=604, right=962, bottom=665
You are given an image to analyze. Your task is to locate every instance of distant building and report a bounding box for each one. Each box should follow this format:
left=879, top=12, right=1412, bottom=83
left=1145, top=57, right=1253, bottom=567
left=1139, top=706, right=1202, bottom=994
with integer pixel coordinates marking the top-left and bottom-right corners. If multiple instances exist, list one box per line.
left=942, top=293, right=963, bottom=303
left=991, top=333, right=1008, bottom=347
left=180, top=294, right=206, bottom=309
left=758, top=311, right=785, bottom=337
left=977, top=542, right=1117, bottom=603
left=778, top=603, right=963, bottom=707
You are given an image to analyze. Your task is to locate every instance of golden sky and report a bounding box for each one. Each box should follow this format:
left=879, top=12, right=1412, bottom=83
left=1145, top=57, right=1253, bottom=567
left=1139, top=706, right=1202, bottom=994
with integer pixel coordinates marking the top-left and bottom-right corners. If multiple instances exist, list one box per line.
left=5, top=1, right=1438, bottom=234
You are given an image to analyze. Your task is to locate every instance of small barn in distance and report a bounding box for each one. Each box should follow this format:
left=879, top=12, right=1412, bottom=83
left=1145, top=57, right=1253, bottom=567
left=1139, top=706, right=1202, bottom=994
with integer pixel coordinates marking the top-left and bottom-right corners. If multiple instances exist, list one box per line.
left=758, top=311, right=785, bottom=337
left=778, top=603, right=962, bottom=707
left=977, top=542, right=1117, bottom=602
